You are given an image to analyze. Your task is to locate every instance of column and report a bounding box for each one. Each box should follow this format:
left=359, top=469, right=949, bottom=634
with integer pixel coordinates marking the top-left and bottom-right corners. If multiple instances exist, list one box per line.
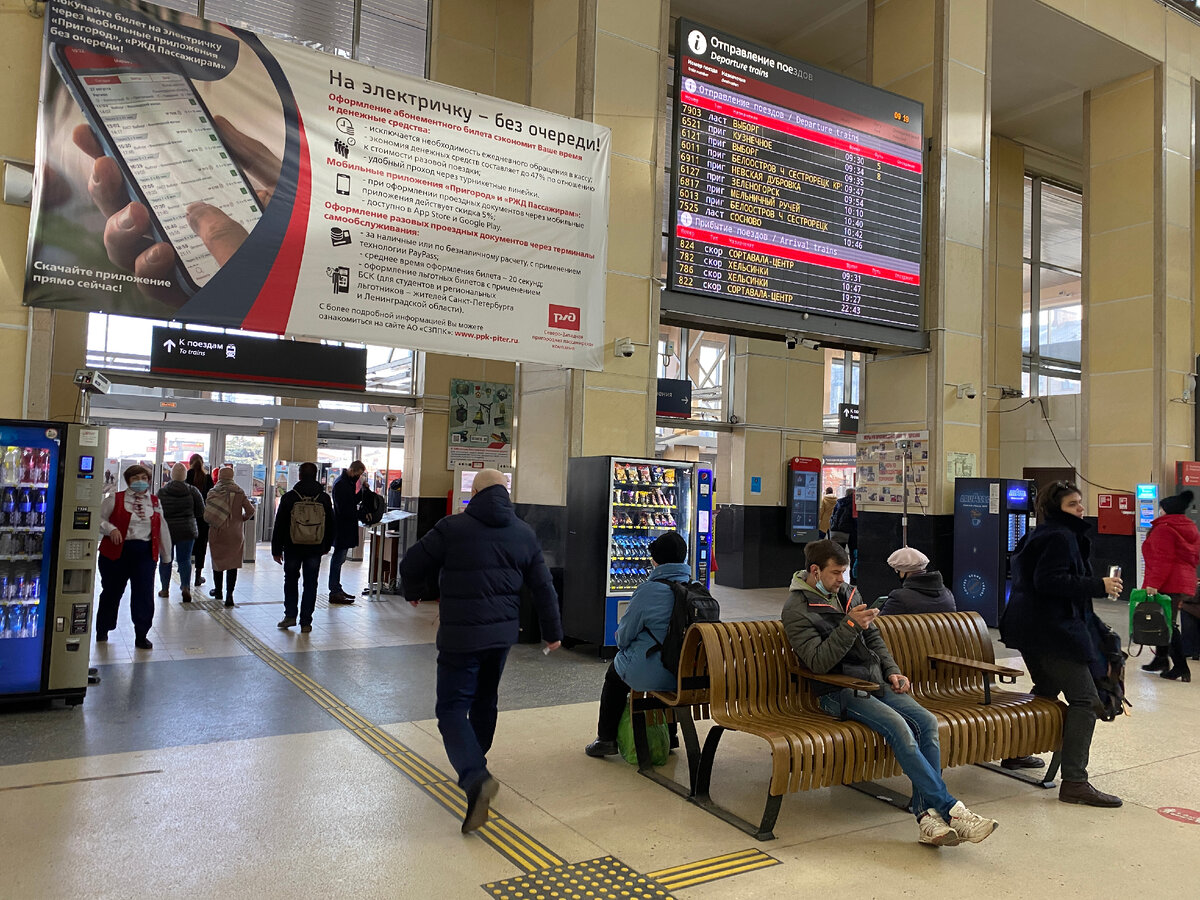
left=986, top=136, right=1024, bottom=475
left=1083, top=65, right=1192, bottom=501
left=864, top=0, right=990, bottom=511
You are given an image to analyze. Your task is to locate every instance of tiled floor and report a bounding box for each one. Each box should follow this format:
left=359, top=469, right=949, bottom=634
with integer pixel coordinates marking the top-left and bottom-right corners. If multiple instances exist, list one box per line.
left=2, top=547, right=1198, bottom=898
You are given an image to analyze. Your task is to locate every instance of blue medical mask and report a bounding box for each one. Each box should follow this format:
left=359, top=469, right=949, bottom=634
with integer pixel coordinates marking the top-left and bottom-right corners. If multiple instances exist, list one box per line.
left=129, top=480, right=150, bottom=493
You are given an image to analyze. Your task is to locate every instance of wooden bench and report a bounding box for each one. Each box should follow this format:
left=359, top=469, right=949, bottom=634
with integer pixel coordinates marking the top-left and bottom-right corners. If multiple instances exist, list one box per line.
left=630, top=612, right=1064, bottom=840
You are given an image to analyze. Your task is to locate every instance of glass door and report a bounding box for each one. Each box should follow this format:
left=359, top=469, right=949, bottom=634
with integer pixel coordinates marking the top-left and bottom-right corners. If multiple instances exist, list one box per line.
left=162, top=431, right=214, bottom=490
left=220, top=432, right=269, bottom=541
left=104, top=428, right=160, bottom=494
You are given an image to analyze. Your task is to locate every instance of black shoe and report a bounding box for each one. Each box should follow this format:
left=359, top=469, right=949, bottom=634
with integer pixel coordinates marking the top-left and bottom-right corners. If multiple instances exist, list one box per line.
left=134, top=636, right=153, bottom=650
left=224, top=597, right=235, bottom=608
left=277, top=617, right=296, bottom=629
left=1000, top=755, right=1046, bottom=770
left=196, top=575, right=205, bottom=586
left=210, top=589, right=223, bottom=600
left=1160, top=667, right=1192, bottom=682
left=95, top=631, right=108, bottom=643
left=181, top=588, right=191, bottom=603
left=1141, top=656, right=1170, bottom=672
left=1059, top=780, right=1122, bottom=808
left=584, top=739, right=619, bottom=758
left=462, top=776, right=499, bottom=833
left=329, top=590, right=355, bottom=604
left=300, top=623, right=312, bottom=633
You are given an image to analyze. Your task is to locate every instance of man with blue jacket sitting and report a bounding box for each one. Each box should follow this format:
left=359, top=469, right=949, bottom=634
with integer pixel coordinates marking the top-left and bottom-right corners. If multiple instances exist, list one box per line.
left=584, top=531, right=689, bottom=758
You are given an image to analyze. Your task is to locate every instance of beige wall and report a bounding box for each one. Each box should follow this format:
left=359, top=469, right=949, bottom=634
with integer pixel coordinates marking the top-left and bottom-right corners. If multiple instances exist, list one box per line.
left=986, top=136, right=1025, bottom=476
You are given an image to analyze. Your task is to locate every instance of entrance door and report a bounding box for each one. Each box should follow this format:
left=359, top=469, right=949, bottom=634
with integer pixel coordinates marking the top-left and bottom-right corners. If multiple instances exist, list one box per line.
left=162, top=431, right=214, bottom=490
left=104, top=428, right=160, bottom=493
left=220, top=432, right=270, bottom=540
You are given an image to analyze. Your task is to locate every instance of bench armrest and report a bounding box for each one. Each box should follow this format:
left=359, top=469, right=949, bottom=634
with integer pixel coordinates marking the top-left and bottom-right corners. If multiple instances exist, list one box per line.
left=927, top=652, right=1023, bottom=679
left=792, top=665, right=880, bottom=693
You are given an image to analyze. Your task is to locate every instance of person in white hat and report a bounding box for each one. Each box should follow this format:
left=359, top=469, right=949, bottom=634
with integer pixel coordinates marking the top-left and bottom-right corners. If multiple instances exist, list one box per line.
left=878, top=547, right=955, bottom=616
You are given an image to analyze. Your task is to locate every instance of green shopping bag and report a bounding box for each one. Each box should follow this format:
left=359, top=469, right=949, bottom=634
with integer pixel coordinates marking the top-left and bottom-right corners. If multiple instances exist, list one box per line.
left=616, top=704, right=670, bottom=766
left=1128, top=589, right=1173, bottom=646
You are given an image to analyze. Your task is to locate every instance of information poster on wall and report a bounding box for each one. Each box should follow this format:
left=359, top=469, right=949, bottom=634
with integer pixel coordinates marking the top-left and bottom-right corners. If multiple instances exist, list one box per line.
left=855, top=430, right=929, bottom=510
left=447, top=379, right=513, bottom=469
left=27, top=0, right=610, bottom=370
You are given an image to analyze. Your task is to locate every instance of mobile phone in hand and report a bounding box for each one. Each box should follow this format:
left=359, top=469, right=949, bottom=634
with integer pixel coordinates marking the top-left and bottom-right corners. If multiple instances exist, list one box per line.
left=870, top=597, right=888, bottom=610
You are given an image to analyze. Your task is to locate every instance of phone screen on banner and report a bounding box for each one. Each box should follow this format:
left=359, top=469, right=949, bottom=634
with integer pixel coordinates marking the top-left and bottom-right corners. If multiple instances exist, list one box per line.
left=69, top=49, right=262, bottom=287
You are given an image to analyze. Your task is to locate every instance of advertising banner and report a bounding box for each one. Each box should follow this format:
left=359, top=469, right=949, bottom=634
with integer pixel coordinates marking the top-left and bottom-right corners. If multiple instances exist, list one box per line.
left=447, top=378, right=512, bottom=468
left=27, top=0, right=610, bottom=370
left=855, top=430, right=929, bottom=511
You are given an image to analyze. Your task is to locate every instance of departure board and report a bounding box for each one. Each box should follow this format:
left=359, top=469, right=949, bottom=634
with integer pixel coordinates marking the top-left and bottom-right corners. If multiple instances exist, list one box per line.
left=669, top=21, right=924, bottom=331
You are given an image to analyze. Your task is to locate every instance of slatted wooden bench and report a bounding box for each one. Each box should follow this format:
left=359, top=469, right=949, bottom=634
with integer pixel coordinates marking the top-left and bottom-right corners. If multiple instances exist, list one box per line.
left=630, top=612, right=1064, bottom=840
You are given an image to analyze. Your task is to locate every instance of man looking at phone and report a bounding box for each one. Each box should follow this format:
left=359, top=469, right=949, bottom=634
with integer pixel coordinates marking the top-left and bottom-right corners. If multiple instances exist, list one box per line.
left=783, top=540, right=998, bottom=847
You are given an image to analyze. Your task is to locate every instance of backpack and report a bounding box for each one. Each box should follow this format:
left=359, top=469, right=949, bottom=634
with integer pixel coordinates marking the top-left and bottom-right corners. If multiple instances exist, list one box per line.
left=357, top=486, right=387, bottom=526
left=1129, top=589, right=1172, bottom=648
left=644, top=580, right=721, bottom=675
left=1092, top=625, right=1132, bottom=721
left=288, top=491, right=326, bottom=545
left=203, top=488, right=232, bottom=527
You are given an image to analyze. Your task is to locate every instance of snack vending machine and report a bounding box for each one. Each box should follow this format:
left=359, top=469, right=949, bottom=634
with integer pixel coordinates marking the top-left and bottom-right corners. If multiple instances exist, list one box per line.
left=0, top=421, right=106, bottom=706
left=952, top=477, right=1035, bottom=626
left=564, top=457, right=700, bottom=654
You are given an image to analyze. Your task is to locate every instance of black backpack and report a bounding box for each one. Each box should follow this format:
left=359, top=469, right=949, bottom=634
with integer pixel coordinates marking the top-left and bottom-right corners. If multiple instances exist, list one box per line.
left=1131, top=599, right=1171, bottom=647
left=357, top=486, right=387, bottom=526
left=1092, top=626, right=1132, bottom=721
left=644, top=580, right=721, bottom=675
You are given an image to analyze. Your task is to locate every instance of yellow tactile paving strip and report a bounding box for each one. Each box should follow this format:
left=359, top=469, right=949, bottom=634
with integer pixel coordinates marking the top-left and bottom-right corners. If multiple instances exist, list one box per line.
left=195, top=600, right=563, bottom=872
left=195, top=600, right=779, bottom=893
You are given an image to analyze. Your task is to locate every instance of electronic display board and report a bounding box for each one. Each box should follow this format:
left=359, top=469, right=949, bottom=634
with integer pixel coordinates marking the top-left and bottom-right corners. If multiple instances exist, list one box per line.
left=668, top=20, right=924, bottom=334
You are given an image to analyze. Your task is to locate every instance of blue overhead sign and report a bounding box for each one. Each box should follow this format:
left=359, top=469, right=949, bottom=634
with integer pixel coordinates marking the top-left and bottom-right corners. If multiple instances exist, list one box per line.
left=1136, top=484, right=1158, bottom=500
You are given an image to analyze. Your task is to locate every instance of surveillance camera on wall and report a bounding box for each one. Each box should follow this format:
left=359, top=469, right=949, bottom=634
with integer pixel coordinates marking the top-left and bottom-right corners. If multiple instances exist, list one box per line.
left=784, top=332, right=799, bottom=350
left=614, top=337, right=635, bottom=358
left=955, top=383, right=977, bottom=400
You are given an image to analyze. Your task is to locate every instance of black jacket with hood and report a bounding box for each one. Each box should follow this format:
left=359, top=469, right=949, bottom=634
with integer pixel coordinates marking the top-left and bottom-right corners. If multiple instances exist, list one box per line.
left=398, top=484, right=562, bottom=653
left=880, top=570, right=957, bottom=616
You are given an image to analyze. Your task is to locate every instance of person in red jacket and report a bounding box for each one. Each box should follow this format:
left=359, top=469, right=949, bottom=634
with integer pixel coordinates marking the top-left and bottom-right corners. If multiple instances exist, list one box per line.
left=1140, top=490, right=1199, bottom=682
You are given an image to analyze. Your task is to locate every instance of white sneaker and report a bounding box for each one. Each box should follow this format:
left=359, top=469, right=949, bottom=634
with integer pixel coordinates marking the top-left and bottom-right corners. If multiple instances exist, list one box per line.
left=949, top=801, right=998, bottom=843
left=918, top=809, right=960, bottom=846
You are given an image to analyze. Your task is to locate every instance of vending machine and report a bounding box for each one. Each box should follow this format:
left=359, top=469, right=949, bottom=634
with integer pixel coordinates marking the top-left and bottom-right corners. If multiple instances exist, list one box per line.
left=451, top=466, right=514, bottom=514
left=952, top=477, right=1035, bottom=626
left=695, top=468, right=714, bottom=588
left=0, top=421, right=106, bottom=706
left=564, top=456, right=703, bottom=654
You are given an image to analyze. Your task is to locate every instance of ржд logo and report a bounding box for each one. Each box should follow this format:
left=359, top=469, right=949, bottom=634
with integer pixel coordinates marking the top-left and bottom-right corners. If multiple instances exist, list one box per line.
left=548, top=305, right=580, bottom=330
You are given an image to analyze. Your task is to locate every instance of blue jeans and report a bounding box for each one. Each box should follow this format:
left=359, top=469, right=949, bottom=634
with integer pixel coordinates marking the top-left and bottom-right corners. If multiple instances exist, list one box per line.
left=283, top=552, right=322, bottom=625
left=819, top=686, right=956, bottom=820
left=436, top=647, right=510, bottom=790
left=158, top=538, right=194, bottom=591
left=328, top=545, right=349, bottom=593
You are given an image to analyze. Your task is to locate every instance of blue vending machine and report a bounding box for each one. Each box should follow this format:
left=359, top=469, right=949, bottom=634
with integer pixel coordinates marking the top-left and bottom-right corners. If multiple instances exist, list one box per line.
left=0, top=421, right=106, bottom=706
left=952, top=477, right=1035, bottom=627
left=695, top=468, right=714, bottom=588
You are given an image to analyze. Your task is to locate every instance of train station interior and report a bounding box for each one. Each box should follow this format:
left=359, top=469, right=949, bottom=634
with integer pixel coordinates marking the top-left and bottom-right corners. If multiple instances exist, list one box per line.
left=3, top=0, right=1200, bottom=897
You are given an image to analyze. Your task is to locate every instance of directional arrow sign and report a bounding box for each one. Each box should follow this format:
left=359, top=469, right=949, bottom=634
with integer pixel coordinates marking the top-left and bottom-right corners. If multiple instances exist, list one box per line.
left=163, top=339, right=176, bottom=353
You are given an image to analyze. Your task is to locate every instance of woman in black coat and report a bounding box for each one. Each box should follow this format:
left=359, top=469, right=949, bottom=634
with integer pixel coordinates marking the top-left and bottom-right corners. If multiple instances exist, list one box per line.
left=1000, top=481, right=1124, bottom=808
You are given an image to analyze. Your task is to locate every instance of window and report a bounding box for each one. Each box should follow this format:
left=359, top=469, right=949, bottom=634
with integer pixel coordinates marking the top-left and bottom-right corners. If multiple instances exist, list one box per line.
left=1022, top=176, right=1081, bottom=396
left=656, top=326, right=730, bottom=422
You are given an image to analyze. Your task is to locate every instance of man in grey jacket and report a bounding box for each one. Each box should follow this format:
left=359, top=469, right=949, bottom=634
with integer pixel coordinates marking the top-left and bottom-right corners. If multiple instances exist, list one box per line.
left=782, top=539, right=998, bottom=847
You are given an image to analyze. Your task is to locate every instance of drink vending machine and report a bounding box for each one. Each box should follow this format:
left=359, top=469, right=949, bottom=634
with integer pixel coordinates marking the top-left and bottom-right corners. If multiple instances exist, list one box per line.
left=564, top=456, right=708, bottom=655
left=951, top=477, right=1035, bottom=627
left=0, top=421, right=106, bottom=706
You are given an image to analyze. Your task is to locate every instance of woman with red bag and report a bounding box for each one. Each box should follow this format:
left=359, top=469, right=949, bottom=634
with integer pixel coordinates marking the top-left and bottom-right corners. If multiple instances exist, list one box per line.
left=1140, top=490, right=1199, bottom=682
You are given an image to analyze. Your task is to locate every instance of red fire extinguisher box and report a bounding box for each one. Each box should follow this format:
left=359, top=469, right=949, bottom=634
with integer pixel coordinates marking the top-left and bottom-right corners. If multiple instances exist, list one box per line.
left=1097, top=493, right=1135, bottom=535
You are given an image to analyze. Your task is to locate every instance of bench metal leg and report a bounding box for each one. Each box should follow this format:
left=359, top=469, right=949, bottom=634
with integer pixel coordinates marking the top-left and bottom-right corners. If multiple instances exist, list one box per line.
left=632, top=707, right=698, bottom=799
left=844, top=781, right=913, bottom=812
left=693, top=725, right=724, bottom=801
left=974, top=749, right=1060, bottom=789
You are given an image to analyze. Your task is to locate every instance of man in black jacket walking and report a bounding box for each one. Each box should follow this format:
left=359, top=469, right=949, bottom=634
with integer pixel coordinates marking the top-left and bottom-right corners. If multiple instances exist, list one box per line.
left=399, top=469, right=562, bottom=834
left=272, top=462, right=334, bottom=634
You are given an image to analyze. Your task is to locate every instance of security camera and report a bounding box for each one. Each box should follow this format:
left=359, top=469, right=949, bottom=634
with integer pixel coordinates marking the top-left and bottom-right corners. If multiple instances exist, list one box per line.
left=955, top=383, right=977, bottom=400
left=383, top=413, right=398, bottom=426
left=614, top=337, right=635, bottom=359
left=785, top=332, right=799, bottom=350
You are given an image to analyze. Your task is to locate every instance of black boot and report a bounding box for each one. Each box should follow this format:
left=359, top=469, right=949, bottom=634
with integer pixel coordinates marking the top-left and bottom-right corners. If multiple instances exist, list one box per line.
left=1141, top=652, right=1169, bottom=673
left=1160, top=667, right=1192, bottom=682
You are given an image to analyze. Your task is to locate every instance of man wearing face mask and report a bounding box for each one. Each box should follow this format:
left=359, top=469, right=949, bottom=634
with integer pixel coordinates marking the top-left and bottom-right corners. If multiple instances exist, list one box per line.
left=96, top=464, right=173, bottom=650
left=783, top=540, right=998, bottom=847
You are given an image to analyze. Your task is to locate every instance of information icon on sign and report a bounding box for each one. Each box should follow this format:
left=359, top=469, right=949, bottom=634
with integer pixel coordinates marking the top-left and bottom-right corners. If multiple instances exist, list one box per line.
left=330, top=227, right=351, bottom=247
left=327, top=266, right=350, bottom=294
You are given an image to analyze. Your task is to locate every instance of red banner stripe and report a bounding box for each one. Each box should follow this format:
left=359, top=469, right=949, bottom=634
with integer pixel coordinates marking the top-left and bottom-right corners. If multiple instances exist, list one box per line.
left=680, top=91, right=923, bottom=174
left=676, top=225, right=920, bottom=286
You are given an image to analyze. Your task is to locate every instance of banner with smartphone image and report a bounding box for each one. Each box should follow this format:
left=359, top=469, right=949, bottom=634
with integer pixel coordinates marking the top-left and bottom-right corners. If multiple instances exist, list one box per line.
left=26, top=0, right=610, bottom=371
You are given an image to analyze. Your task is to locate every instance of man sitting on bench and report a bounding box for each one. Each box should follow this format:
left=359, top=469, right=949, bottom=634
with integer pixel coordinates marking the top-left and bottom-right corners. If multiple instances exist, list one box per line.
left=783, top=540, right=999, bottom=847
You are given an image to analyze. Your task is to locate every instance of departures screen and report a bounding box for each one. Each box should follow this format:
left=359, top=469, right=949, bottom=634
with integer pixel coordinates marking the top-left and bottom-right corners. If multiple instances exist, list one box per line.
left=669, top=21, right=924, bottom=331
